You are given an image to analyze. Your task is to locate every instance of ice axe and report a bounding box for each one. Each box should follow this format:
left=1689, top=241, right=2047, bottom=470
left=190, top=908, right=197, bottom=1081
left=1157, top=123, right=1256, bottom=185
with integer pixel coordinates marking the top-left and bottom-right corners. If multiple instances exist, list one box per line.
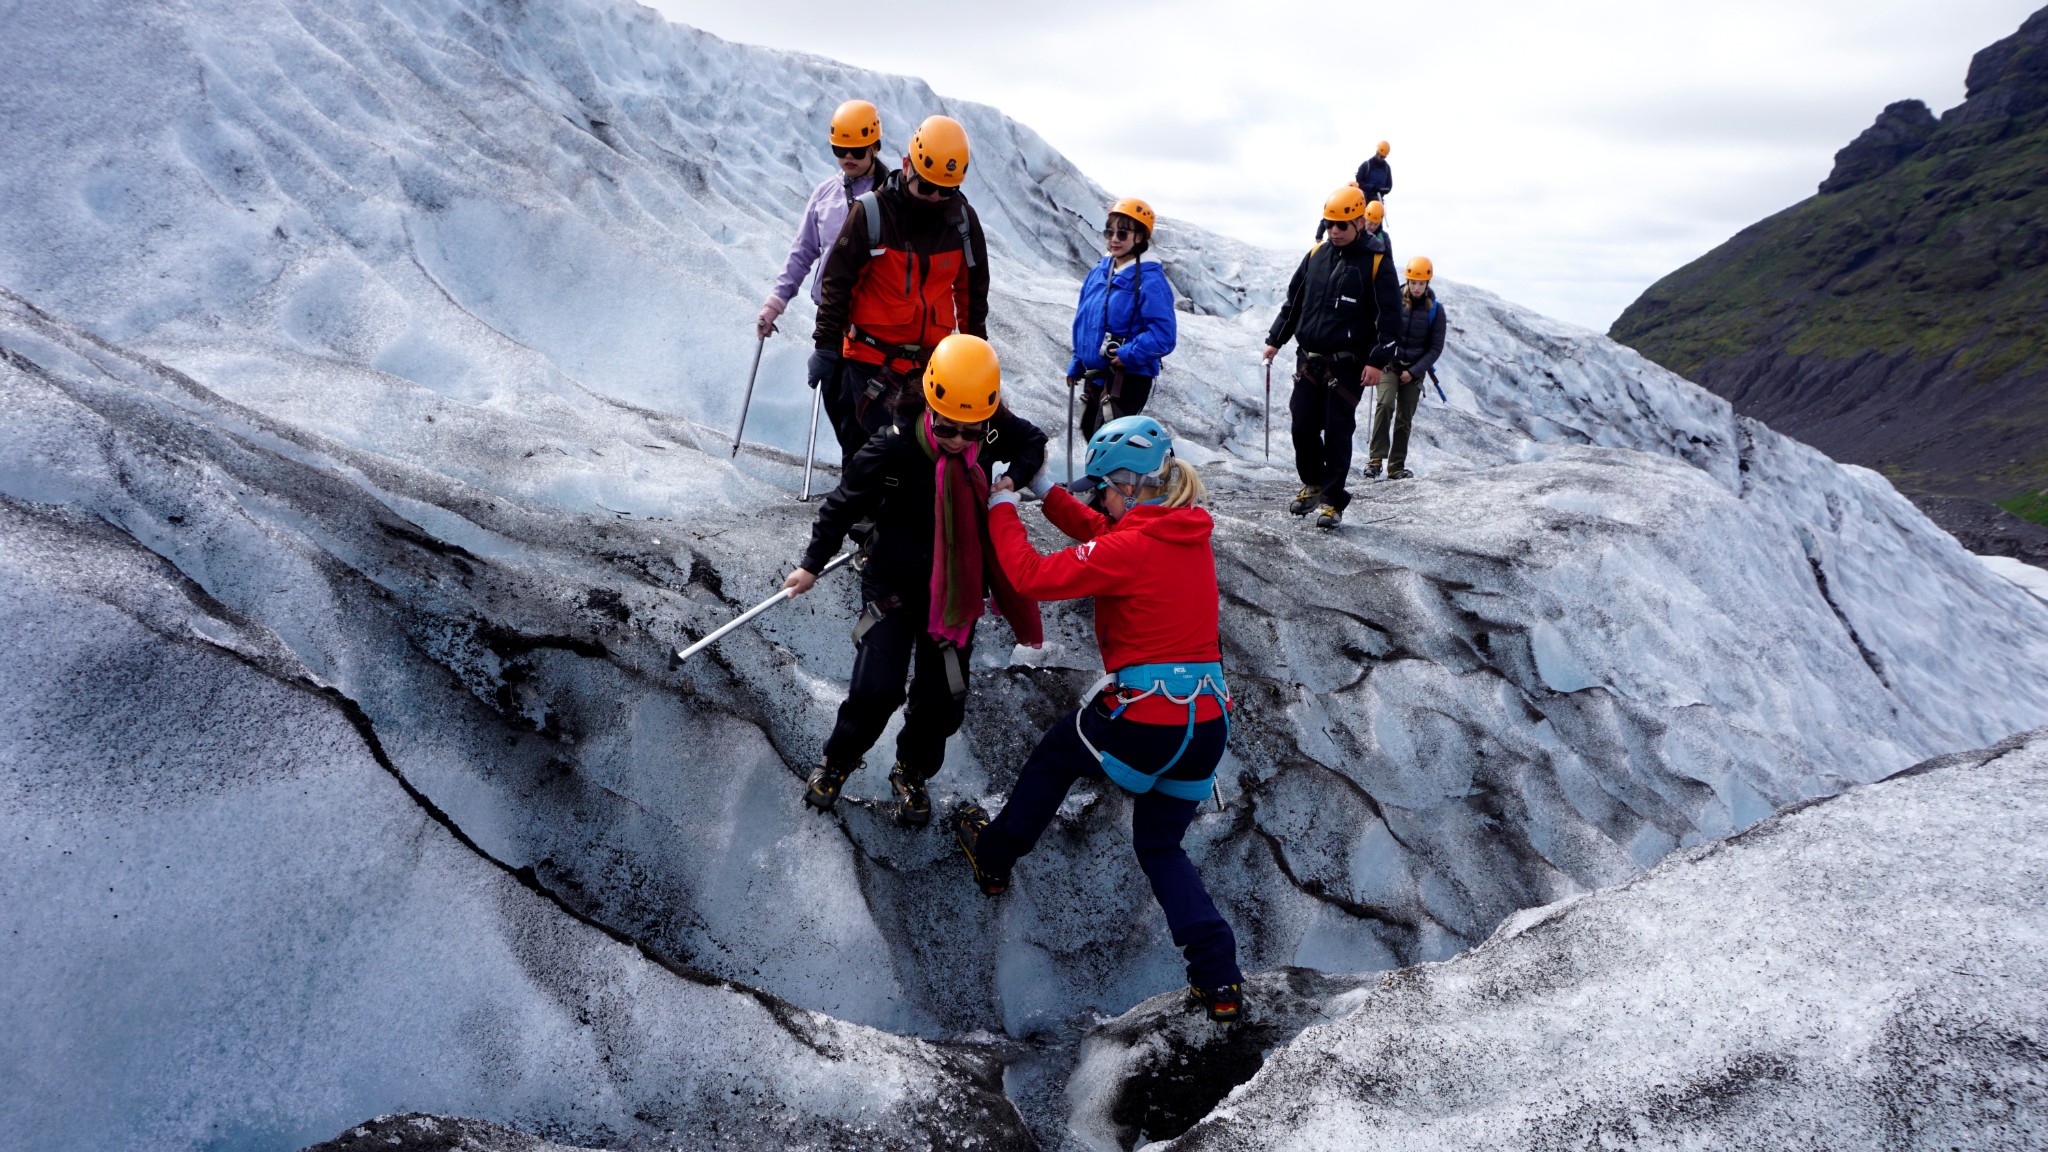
left=673, top=551, right=854, bottom=666
left=800, top=385, right=823, bottom=502
left=1428, top=368, right=1447, bottom=403
left=730, top=331, right=769, bottom=458
left=1262, top=358, right=1272, bottom=461
left=1065, top=375, right=1077, bottom=483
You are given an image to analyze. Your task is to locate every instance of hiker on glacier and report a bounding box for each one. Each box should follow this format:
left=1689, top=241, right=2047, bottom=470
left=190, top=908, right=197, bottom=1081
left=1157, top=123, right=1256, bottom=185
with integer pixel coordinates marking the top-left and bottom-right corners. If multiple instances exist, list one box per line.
left=954, top=414, right=1246, bottom=1024
left=758, top=101, right=887, bottom=454
left=1358, top=140, right=1393, bottom=203
left=1263, top=186, right=1398, bottom=530
left=1367, top=257, right=1447, bottom=481
left=811, top=115, right=991, bottom=462
left=1068, top=198, right=1178, bottom=440
left=782, top=334, right=1045, bottom=828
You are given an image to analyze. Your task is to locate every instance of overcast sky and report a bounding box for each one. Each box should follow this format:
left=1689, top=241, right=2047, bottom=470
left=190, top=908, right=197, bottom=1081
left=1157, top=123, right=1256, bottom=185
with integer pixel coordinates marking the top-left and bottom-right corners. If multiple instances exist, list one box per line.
left=648, top=0, right=2038, bottom=331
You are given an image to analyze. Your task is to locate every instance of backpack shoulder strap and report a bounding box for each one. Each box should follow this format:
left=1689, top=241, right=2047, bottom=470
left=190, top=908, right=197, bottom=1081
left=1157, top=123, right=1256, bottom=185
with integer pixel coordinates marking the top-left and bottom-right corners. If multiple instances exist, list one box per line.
left=1428, top=301, right=1440, bottom=325
left=858, top=192, right=883, bottom=257
left=951, top=199, right=976, bottom=270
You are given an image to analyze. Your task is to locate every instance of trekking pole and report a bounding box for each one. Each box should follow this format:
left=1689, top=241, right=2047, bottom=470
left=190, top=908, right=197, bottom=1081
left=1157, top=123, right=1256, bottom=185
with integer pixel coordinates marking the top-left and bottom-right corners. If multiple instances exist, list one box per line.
left=1262, top=359, right=1272, bottom=461
left=1428, top=368, right=1447, bottom=403
left=799, top=385, right=823, bottom=501
left=674, top=551, right=854, bottom=665
left=730, top=332, right=768, bottom=458
left=1065, top=377, right=1076, bottom=483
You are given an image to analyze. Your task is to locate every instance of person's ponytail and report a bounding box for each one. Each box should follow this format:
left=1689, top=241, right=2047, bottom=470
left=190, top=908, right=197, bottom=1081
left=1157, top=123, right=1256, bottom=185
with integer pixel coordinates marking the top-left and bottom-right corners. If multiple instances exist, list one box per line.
left=1157, top=457, right=1207, bottom=509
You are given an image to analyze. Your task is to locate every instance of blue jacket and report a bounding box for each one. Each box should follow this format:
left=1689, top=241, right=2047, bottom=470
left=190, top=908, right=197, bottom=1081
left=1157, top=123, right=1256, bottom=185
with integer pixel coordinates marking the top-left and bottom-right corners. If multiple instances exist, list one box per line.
left=1069, top=251, right=1178, bottom=378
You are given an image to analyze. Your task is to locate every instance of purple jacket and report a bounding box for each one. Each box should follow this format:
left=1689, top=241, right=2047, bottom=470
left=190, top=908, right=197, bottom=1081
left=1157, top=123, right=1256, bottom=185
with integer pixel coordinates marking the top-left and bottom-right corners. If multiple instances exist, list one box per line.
left=772, top=168, right=881, bottom=305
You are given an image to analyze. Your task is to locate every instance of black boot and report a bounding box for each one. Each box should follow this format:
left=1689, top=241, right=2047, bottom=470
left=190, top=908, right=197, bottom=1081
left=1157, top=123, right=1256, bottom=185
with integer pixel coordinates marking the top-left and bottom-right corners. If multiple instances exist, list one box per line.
left=1189, top=982, right=1245, bottom=1024
left=804, top=758, right=857, bottom=811
left=951, top=804, right=1010, bottom=895
left=889, top=761, right=932, bottom=828
left=1363, top=459, right=1383, bottom=479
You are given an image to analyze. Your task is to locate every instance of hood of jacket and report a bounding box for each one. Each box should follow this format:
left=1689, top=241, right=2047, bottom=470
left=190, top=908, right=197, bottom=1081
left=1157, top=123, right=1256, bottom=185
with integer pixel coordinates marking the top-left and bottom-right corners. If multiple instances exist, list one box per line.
left=1113, top=502, right=1213, bottom=546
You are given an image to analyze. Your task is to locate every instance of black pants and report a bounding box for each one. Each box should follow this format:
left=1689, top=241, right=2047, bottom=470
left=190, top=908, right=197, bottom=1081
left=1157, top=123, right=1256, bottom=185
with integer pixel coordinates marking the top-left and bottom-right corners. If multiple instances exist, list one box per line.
left=979, top=705, right=1241, bottom=990
left=1078, top=372, right=1155, bottom=438
left=821, top=588, right=973, bottom=782
left=829, top=359, right=912, bottom=461
left=1369, top=374, right=1423, bottom=473
left=1289, top=352, right=1367, bottom=512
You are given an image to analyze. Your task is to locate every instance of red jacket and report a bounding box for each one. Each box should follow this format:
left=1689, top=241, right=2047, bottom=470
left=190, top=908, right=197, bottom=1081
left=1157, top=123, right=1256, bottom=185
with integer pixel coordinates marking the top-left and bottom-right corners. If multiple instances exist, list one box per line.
left=988, top=487, right=1225, bottom=723
left=814, top=175, right=990, bottom=370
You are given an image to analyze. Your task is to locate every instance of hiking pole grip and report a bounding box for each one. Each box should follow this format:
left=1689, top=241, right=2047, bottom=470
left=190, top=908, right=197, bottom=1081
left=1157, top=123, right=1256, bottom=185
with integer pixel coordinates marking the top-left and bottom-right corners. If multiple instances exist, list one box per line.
left=674, top=552, right=854, bottom=665
left=731, top=333, right=767, bottom=458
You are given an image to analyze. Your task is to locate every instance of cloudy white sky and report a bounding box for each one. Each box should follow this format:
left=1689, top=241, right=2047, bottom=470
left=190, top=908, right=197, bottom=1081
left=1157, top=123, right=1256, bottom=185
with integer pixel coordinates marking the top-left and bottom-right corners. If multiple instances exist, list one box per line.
left=649, top=0, right=2038, bottom=331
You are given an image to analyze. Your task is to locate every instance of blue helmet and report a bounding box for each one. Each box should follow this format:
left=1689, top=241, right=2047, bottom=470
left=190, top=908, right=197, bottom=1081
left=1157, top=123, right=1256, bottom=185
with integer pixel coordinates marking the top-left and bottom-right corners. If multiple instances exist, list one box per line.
left=1085, top=415, right=1172, bottom=481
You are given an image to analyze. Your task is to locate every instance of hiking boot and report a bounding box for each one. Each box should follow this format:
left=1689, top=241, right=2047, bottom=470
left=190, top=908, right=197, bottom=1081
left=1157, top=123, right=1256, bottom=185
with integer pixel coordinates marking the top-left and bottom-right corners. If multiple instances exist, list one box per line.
left=952, top=804, right=1010, bottom=895
left=1189, top=983, right=1245, bottom=1024
left=1363, top=459, right=1383, bottom=479
left=889, top=762, right=932, bottom=828
left=1386, top=468, right=1414, bottom=480
left=803, top=758, right=857, bottom=811
left=1314, top=504, right=1342, bottom=529
left=1287, top=486, right=1319, bottom=516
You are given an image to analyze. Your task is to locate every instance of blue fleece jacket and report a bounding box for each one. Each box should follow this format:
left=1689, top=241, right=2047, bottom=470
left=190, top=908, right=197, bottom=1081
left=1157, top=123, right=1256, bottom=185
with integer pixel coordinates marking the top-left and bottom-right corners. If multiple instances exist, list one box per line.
left=1068, top=251, right=1178, bottom=378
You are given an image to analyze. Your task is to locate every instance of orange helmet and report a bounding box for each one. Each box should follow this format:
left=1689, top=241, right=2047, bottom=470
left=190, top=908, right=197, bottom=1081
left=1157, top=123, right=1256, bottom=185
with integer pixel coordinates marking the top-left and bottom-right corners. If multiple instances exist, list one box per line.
left=1376, top=140, right=1391, bottom=157
left=1364, top=200, right=1386, bottom=224
left=1323, top=185, right=1368, bottom=223
left=830, top=100, right=881, bottom=149
left=1405, top=256, right=1434, bottom=281
left=923, top=334, right=1001, bottom=422
left=1109, top=197, right=1156, bottom=236
left=909, top=115, right=971, bottom=188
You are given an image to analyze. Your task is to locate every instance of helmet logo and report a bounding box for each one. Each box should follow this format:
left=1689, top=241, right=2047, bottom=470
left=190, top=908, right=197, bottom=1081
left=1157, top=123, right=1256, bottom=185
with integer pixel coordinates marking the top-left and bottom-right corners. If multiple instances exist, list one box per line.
left=946, top=159, right=957, bottom=172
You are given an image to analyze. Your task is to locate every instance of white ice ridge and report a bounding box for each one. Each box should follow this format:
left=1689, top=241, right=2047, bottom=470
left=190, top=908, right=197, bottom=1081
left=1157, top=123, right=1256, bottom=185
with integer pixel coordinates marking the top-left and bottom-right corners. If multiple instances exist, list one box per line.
left=4, top=0, right=2048, bottom=1147
left=1982, top=553, right=2048, bottom=605
left=1150, top=729, right=2048, bottom=1151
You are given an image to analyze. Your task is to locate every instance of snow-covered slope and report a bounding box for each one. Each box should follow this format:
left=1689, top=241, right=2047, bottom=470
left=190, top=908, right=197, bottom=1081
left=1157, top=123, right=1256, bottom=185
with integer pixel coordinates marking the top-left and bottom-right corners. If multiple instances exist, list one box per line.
left=4, top=0, right=2048, bottom=1148
left=1110, top=728, right=2048, bottom=1152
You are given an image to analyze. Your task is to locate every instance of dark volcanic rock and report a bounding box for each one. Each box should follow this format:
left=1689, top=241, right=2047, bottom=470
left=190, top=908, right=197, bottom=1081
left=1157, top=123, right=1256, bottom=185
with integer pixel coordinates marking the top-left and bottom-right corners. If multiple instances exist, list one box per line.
left=1819, top=99, right=1937, bottom=192
left=304, top=1114, right=589, bottom=1152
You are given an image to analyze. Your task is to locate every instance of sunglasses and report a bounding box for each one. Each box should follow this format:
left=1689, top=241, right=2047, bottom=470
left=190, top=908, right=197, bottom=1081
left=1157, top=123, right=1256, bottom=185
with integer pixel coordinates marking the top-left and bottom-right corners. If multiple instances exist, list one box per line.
left=831, top=144, right=872, bottom=159
left=931, top=420, right=985, bottom=442
left=1102, top=226, right=1139, bottom=240
left=1325, top=218, right=1358, bottom=231
left=912, top=174, right=960, bottom=199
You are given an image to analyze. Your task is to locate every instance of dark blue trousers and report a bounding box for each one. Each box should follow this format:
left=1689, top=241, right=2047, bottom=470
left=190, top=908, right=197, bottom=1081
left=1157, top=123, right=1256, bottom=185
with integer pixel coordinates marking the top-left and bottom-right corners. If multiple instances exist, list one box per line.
left=979, top=705, right=1243, bottom=990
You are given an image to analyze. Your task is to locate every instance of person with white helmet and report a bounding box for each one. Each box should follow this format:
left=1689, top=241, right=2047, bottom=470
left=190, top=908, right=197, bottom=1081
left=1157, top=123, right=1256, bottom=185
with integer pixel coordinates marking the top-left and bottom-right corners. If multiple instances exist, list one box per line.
left=811, top=114, right=990, bottom=461
left=1263, top=186, right=1399, bottom=529
left=1367, top=257, right=1447, bottom=481
left=1068, top=198, right=1178, bottom=438
left=783, top=334, right=1045, bottom=827
left=956, top=414, right=1246, bottom=1025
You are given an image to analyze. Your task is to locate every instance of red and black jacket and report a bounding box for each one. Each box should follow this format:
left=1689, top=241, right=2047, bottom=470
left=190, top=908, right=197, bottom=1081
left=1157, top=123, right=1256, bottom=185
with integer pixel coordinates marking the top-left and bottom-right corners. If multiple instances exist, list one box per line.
left=813, top=171, right=991, bottom=371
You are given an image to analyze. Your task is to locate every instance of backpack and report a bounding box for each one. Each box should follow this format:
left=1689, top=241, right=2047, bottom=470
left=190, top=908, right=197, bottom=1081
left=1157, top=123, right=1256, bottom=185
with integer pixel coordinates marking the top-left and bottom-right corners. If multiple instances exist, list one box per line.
left=857, top=189, right=976, bottom=270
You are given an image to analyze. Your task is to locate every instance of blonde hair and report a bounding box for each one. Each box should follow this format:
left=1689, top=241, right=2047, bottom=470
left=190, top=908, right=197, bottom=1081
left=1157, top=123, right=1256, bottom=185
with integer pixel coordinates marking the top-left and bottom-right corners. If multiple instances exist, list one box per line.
left=1144, top=457, right=1207, bottom=509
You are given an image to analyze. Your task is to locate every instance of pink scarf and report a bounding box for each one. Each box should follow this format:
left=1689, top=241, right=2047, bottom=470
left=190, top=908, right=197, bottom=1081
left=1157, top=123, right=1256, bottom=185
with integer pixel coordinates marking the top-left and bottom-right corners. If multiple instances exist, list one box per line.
left=922, top=412, right=1043, bottom=649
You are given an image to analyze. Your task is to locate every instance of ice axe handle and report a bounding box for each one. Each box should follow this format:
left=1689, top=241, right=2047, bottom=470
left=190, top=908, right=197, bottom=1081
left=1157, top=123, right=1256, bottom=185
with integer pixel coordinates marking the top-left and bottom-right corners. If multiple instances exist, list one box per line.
left=673, top=552, right=853, bottom=665
left=731, top=333, right=768, bottom=458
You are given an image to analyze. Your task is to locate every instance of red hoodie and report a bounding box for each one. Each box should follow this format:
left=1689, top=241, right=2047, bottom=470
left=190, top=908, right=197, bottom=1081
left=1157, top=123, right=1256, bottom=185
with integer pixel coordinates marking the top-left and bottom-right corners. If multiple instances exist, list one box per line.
left=988, top=487, right=1226, bottom=723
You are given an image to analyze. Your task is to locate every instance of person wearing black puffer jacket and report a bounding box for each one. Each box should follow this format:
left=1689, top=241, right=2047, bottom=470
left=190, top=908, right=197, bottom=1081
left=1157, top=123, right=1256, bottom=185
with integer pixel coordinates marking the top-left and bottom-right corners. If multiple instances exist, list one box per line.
left=784, top=335, right=1047, bottom=828
left=1368, top=257, right=1447, bottom=481
left=1262, top=186, right=1399, bottom=529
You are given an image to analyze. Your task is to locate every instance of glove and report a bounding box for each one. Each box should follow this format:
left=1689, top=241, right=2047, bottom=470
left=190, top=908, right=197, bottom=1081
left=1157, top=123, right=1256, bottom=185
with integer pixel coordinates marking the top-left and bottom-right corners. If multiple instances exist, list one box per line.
left=1066, top=374, right=1082, bottom=389
left=988, top=489, right=1021, bottom=512
left=756, top=295, right=787, bottom=338
left=806, top=349, right=840, bottom=391
left=1027, top=469, right=1055, bottom=499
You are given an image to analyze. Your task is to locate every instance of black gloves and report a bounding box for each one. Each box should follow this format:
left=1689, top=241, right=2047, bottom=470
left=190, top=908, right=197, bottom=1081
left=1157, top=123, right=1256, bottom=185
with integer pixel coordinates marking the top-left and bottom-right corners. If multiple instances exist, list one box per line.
left=807, top=349, right=841, bottom=391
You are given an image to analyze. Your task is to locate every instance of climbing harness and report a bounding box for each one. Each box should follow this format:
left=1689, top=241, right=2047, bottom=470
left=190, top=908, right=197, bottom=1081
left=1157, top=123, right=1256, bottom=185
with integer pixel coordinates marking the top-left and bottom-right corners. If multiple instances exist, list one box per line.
left=1074, top=662, right=1232, bottom=802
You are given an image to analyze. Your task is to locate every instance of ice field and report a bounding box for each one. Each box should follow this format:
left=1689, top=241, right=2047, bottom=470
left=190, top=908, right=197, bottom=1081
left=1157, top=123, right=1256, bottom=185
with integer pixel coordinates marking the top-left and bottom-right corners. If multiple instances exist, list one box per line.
left=3, top=0, right=2047, bottom=1147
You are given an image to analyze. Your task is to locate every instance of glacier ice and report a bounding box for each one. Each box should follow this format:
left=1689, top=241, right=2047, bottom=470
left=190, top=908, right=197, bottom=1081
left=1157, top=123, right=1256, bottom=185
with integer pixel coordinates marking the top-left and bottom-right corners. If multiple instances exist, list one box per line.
left=2, top=0, right=2048, bottom=1147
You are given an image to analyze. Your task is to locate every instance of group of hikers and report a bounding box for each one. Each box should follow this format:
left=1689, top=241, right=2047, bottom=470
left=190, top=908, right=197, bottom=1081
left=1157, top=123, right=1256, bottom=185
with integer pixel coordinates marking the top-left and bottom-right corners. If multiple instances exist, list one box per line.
left=744, top=101, right=1452, bottom=1026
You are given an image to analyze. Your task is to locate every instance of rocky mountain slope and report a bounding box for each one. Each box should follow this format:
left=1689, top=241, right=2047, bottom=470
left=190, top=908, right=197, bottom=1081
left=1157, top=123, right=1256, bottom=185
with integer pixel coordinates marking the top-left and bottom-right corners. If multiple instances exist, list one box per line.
left=1609, top=5, right=2048, bottom=564
left=4, top=0, right=2048, bottom=1149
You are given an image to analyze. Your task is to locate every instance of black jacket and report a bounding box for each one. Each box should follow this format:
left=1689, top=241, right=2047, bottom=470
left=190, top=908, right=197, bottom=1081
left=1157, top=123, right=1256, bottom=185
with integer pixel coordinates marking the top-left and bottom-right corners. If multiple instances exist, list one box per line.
left=799, top=409, right=1048, bottom=599
left=1391, top=288, right=1447, bottom=377
left=1356, top=156, right=1392, bottom=196
left=1266, top=233, right=1399, bottom=360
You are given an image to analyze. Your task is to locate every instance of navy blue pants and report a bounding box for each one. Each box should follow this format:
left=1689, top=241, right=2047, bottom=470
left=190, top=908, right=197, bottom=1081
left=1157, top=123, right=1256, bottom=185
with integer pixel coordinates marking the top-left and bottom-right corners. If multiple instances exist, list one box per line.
left=979, top=704, right=1243, bottom=990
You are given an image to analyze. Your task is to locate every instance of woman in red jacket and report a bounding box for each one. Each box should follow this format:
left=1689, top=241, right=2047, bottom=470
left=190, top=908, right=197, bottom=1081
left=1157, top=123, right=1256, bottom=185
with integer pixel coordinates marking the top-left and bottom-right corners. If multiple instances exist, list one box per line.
left=953, top=415, right=1245, bottom=1023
